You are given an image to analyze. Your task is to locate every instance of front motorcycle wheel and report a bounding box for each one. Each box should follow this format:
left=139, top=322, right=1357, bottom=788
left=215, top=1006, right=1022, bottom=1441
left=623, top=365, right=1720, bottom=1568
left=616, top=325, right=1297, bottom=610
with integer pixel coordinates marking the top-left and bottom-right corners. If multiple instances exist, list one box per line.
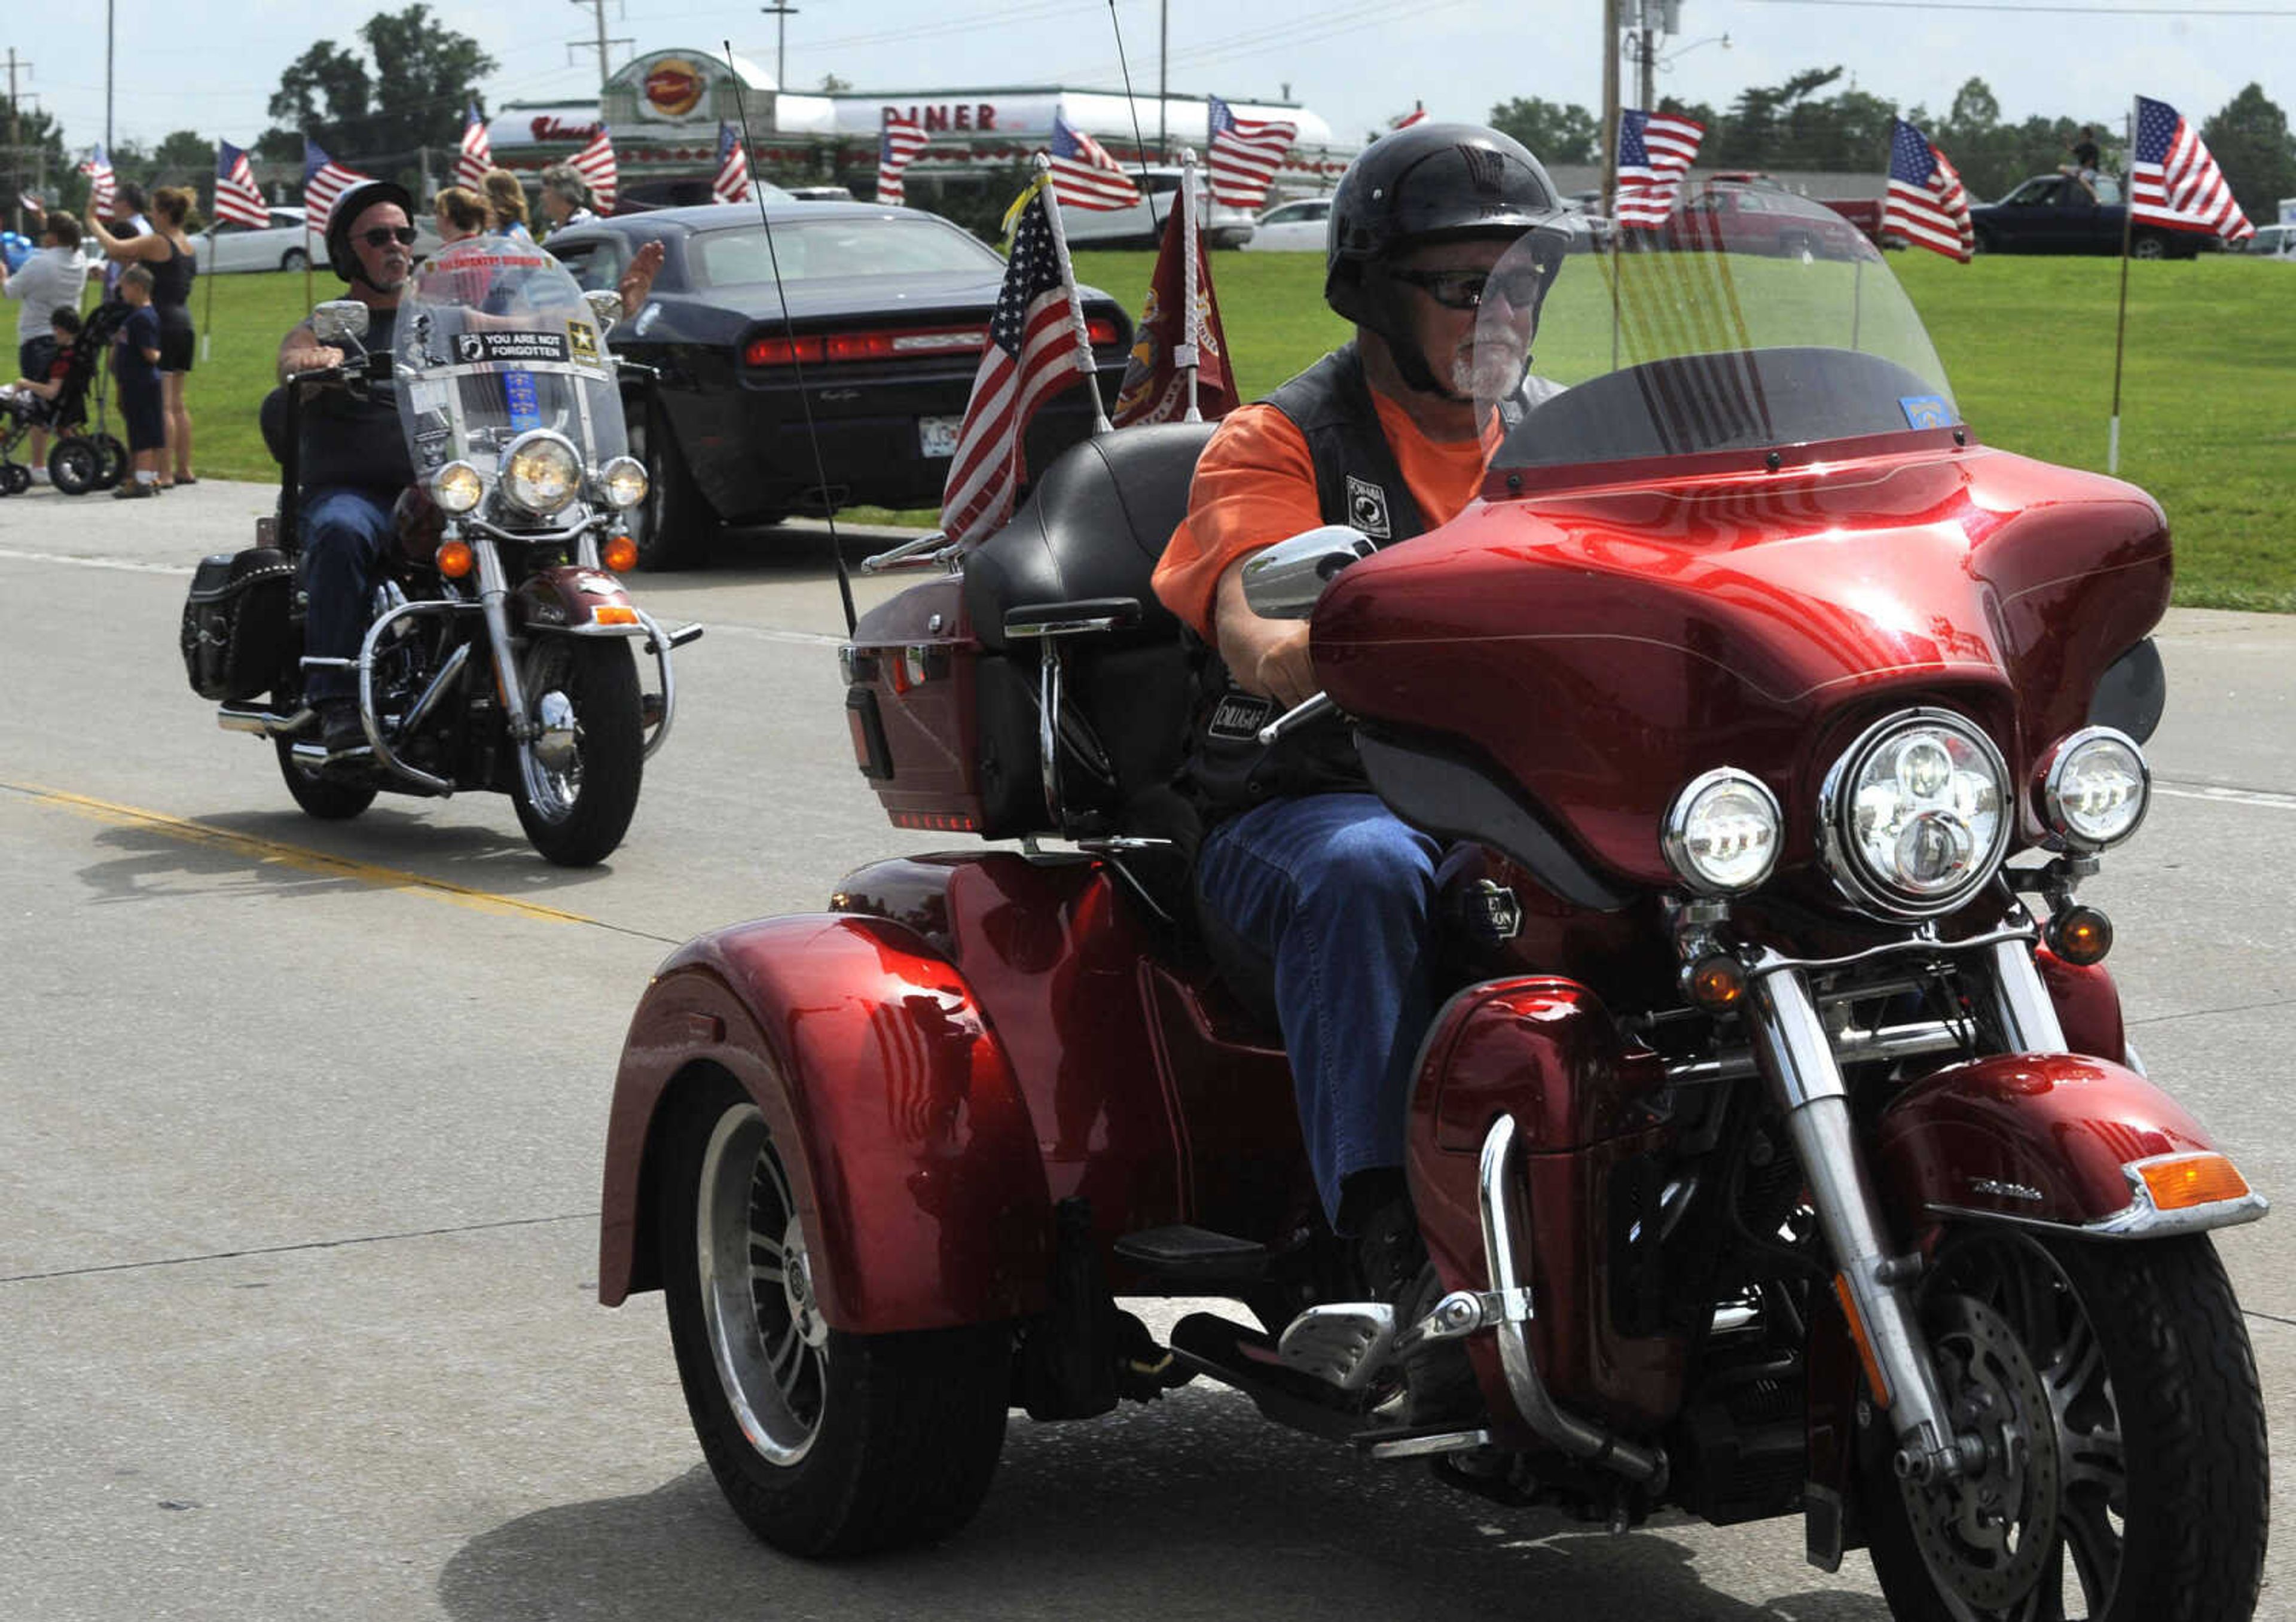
left=509, top=637, right=643, bottom=866
left=274, top=735, right=377, bottom=819
left=658, top=1074, right=1012, bottom=1557
left=1863, top=1228, right=2266, bottom=1621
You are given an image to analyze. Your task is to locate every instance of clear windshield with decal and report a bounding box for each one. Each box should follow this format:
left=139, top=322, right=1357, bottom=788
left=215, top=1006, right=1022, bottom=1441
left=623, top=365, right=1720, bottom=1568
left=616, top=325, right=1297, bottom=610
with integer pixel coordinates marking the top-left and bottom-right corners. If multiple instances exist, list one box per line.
left=1474, top=191, right=1958, bottom=472
left=393, top=238, right=626, bottom=481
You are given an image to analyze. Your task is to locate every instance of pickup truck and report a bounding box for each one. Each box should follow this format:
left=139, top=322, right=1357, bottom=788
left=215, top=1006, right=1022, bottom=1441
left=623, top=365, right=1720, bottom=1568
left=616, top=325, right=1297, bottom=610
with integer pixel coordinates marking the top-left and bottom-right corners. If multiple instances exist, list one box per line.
left=1968, top=173, right=2204, bottom=259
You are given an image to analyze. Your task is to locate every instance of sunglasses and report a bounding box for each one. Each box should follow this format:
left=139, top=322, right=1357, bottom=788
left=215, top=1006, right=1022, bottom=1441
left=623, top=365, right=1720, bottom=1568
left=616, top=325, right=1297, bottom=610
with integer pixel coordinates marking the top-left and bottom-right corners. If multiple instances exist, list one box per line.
left=360, top=226, right=419, bottom=248
left=1390, top=263, right=1553, bottom=312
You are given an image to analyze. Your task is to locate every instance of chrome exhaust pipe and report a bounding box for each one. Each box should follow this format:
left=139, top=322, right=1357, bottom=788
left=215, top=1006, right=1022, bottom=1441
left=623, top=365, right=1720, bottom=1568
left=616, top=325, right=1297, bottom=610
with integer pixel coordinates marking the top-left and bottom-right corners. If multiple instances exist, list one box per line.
left=218, top=705, right=313, bottom=737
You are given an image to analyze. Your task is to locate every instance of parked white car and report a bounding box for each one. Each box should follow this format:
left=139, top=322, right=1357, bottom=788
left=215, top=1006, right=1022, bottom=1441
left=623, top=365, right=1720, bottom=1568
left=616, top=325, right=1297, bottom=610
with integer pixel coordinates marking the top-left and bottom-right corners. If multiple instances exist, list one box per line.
left=2241, top=222, right=2295, bottom=257
left=194, top=206, right=443, bottom=275
left=1241, top=196, right=1330, bottom=252
left=1060, top=167, right=1257, bottom=249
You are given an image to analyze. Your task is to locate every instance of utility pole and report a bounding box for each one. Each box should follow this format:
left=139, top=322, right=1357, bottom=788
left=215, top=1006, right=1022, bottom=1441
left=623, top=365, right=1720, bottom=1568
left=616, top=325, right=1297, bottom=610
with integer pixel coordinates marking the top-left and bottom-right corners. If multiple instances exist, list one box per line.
left=1158, top=0, right=1169, bottom=162
left=1601, top=0, right=1620, bottom=216
left=105, top=0, right=114, bottom=150
left=1637, top=0, right=1656, bottom=112
left=6, top=49, right=28, bottom=236
left=760, top=4, right=798, bottom=92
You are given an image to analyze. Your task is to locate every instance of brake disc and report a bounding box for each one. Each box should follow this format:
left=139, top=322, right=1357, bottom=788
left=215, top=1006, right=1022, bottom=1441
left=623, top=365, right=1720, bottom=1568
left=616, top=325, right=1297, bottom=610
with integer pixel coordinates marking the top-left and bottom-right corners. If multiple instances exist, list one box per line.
left=1898, top=1292, right=2062, bottom=1613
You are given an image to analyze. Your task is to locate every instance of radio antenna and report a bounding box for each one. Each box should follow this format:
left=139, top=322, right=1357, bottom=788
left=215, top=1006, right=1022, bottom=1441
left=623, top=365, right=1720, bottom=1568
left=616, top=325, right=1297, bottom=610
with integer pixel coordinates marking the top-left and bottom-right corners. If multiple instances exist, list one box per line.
left=725, top=39, right=856, bottom=635
left=1104, top=0, right=1163, bottom=229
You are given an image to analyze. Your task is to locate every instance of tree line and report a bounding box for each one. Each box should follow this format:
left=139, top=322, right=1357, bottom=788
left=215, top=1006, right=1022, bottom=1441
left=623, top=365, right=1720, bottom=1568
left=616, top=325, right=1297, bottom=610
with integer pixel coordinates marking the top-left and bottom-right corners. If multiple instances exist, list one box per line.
left=1492, top=69, right=2296, bottom=222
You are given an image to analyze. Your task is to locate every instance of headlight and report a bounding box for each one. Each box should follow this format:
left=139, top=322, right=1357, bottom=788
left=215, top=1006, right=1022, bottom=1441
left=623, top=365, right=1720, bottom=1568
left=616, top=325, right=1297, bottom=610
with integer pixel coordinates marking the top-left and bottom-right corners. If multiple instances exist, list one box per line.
left=1819, top=709, right=2011, bottom=917
left=597, top=455, right=649, bottom=510
left=500, top=430, right=582, bottom=515
left=430, top=460, right=483, bottom=514
left=2039, top=726, right=2150, bottom=850
left=1663, top=767, right=1782, bottom=894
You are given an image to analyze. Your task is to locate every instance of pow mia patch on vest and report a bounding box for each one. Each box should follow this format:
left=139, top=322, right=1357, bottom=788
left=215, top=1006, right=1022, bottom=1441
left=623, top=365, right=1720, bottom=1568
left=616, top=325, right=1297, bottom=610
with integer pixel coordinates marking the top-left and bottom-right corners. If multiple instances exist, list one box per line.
left=1344, top=474, right=1393, bottom=539
left=1208, top=692, right=1276, bottom=740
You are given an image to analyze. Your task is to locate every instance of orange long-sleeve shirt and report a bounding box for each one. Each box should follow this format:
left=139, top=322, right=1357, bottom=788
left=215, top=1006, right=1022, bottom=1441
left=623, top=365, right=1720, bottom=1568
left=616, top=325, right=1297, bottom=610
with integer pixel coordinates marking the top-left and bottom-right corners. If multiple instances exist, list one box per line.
left=1150, top=391, right=1491, bottom=639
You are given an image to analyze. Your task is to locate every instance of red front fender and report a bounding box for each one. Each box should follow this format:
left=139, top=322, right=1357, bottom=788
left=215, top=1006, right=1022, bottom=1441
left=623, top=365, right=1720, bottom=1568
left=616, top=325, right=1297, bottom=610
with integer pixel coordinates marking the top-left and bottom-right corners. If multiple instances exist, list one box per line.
left=513, top=563, right=642, bottom=633
left=599, top=913, right=1052, bottom=1332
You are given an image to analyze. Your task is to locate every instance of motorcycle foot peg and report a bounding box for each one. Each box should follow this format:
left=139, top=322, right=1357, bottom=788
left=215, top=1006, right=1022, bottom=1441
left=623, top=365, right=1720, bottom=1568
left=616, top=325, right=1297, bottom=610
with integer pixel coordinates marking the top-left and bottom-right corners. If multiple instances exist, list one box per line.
left=641, top=692, right=665, bottom=730
left=299, top=655, right=355, bottom=672
left=1276, top=1302, right=1397, bottom=1391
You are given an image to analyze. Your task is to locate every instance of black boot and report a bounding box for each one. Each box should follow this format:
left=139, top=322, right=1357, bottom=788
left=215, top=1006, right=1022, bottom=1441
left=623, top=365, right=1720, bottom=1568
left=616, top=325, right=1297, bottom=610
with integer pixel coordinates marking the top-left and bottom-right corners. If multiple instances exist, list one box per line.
left=317, top=698, right=367, bottom=757
left=1351, top=1193, right=1483, bottom=1428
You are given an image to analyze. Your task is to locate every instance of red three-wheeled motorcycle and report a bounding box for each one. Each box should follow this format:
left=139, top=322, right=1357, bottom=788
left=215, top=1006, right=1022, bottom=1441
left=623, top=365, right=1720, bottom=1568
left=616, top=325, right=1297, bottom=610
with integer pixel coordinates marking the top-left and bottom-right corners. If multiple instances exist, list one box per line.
left=597, top=195, right=2267, bottom=1618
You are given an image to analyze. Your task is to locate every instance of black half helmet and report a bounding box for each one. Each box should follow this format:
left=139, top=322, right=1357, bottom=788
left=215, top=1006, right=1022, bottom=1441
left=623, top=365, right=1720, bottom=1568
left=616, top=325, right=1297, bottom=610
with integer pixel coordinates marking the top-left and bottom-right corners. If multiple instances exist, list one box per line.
left=325, top=179, right=416, bottom=283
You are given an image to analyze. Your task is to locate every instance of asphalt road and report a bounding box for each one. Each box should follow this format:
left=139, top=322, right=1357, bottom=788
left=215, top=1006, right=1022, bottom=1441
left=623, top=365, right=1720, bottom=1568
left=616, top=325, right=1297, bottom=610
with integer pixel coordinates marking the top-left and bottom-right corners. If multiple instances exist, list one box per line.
left=5, top=478, right=2294, bottom=1620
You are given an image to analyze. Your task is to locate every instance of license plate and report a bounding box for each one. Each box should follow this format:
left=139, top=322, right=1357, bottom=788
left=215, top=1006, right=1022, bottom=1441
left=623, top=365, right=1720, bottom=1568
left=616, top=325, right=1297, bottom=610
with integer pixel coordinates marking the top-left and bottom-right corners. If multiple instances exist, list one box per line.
left=918, top=414, right=963, bottom=459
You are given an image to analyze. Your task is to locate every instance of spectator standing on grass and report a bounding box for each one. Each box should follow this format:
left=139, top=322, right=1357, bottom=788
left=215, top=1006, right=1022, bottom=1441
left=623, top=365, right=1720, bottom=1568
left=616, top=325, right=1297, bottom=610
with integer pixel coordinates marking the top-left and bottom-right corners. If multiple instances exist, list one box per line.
left=86, top=184, right=199, bottom=486
left=538, top=165, right=599, bottom=237
left=109, top=264, right=164, bottom=499
left=1, top=209, right=90, bottom=482
left=433, top=185, right=486, bottom=246
left=481, top=169, right=535, bottom=242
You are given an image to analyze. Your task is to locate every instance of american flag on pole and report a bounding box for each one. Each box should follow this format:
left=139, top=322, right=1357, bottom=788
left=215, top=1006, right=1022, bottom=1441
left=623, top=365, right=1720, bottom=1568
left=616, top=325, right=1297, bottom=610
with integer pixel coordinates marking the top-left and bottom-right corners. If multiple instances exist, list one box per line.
left=2130, top=94, right=2254, bottom=243
left=212, top=140, right=270, bottom=229
left=1882, top=117, right=1973, bottom=261
left=570, top=127, right=618, bottom=214
left=80, top=145, right=116, bottom=217
left=1390, top=103, right=1428, bottom=130
left=939, top=179, right=1097, bottom=545
left=302, top=139, right=370, bottom=231
left=1615, top=108, right=1703, bottom=228
left=877, top=115, right=929, bottom=206
left=1047, top=112, right=1140, bottom=211
left=712, top=122, right=753, bottom=206
left=1205, top=95, right=1296, bottom=210
left=19, top=191, right=42, bottom=216
left=456, top=105, right=493, bottom=190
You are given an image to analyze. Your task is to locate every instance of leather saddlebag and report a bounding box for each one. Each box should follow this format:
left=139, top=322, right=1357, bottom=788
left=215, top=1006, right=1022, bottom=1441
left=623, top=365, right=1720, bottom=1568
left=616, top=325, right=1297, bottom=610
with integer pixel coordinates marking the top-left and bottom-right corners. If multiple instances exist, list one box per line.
left=179, top=547, right=295, bottom=702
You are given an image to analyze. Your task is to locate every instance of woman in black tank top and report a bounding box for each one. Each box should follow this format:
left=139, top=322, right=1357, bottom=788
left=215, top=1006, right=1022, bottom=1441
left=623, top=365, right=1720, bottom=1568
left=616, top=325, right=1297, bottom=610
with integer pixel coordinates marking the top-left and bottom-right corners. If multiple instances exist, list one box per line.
left=86, top=183, right=199, bottom=484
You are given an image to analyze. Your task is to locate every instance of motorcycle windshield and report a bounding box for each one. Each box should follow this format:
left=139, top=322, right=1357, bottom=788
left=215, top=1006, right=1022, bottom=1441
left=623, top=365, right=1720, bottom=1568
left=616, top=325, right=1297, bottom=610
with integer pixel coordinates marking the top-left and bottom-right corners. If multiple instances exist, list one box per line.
left=393, top=239, right=625, bottom=481
left=1474, top=193, right=1956, bottom=474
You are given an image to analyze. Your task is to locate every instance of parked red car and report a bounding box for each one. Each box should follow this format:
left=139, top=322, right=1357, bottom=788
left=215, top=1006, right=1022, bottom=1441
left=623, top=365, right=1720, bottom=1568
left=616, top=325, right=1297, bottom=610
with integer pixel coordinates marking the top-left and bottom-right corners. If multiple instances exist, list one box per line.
left=1656, top=181, right=1871, bottom=260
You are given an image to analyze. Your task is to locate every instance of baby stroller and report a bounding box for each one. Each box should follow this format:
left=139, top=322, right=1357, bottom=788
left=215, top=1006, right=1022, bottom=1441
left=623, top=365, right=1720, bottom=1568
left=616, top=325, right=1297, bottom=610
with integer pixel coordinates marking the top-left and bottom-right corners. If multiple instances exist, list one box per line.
left=0, top=301, right=130, bottom=496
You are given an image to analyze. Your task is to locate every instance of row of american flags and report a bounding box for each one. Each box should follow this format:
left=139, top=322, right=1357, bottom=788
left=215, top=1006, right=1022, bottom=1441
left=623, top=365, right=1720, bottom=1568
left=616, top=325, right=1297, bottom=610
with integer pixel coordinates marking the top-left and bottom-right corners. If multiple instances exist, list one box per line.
left=1617, top=92, right=2254, bottom=261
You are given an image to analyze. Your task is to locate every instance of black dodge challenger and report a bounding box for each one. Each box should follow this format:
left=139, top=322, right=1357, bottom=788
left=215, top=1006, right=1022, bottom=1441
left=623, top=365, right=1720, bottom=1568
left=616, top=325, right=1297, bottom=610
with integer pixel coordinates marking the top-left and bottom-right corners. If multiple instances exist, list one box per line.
left=546, top=203, right=1134, bottom=568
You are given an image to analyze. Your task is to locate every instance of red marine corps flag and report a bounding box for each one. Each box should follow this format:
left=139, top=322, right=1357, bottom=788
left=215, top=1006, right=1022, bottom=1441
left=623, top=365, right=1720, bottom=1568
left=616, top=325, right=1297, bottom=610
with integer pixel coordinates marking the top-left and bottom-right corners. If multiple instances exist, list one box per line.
left=570, top=127, right=618, bottom=214
left=456, top=105, right=493, bottom=190
left=212, top=141, right=270, bottom=230
left=1114, top=151, right=1235, bottom=426
left=712, top=123, right=753, bottom=206
left=939, top=175, right=1102, bottom=545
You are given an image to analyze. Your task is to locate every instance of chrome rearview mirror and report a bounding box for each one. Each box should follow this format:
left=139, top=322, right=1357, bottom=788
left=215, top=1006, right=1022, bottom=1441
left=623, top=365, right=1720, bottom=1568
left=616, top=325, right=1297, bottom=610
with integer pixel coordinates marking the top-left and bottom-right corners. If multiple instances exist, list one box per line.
left=1240, top=526, right=1378, bottom=620
left=583, top=289, right=625, bottom=328
left=310, top=300, right=371, bottom=344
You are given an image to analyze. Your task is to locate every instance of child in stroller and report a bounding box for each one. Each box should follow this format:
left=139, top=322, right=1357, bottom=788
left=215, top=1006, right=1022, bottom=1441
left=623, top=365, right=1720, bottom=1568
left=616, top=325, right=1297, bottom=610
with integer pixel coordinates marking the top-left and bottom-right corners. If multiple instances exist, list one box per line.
left=0, top=300, right=129, bottom=495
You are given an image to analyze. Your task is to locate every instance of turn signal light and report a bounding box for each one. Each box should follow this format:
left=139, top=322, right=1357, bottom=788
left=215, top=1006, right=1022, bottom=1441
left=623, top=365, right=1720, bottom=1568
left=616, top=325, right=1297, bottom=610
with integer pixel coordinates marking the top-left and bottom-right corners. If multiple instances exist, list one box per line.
left=435, top=539, right=474, bottom=578
left=592, top=604, right=640, bottom=627
left=1832, top=1275, right=1893, bottom=1410
left=2138, top=1153, right=2251, bottom=1211
left=2047, top=904, right=2114, bottom=965
left=602, top=535, right=639, bottom=573
left=1684, top=953, right=1747, bottom=1011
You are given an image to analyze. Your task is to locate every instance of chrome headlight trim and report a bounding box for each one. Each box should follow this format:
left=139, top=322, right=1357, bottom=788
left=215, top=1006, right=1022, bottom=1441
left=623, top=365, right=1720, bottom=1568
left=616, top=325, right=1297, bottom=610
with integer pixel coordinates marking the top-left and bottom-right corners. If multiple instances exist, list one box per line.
left=2037, top=725, right=2151, bottom=851
left=597, top=454, right=649, bottom=510
left=1662, top=766, right=1783, bottom=894
left=499, top=429, right=584, bottom=516
left=430, top=459, right=483, bottom=514
left=1818, top=707, right=2013, bottom=919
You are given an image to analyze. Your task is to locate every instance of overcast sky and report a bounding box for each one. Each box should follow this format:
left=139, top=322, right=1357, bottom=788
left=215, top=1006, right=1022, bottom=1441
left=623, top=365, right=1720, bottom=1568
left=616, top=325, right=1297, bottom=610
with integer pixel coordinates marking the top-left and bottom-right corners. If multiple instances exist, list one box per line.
left=5, top=0, right=2285, bottom=163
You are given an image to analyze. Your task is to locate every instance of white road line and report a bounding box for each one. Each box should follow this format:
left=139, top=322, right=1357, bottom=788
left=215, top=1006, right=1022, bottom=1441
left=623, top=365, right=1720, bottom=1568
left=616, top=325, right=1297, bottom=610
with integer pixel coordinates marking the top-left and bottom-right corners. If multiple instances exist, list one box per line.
left=0, top=545, right=194, bottom=576
left=2155, top=782, right=2296, bottom=813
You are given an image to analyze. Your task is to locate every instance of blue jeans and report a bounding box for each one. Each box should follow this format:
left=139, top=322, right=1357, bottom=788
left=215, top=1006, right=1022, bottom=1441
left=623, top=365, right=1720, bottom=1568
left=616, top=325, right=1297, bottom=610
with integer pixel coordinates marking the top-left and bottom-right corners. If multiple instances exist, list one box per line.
left=1196, top=792, right=1442, bottom=1227
left=300, top=486, right=395, bottom=702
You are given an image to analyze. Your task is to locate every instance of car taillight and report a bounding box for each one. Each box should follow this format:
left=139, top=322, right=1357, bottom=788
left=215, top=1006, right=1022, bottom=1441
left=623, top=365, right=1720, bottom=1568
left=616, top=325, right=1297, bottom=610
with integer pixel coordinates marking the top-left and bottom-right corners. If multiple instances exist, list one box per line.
left=745, top=324, right=988, bottom=367
left=1086, top=316, right=1122, bottom=347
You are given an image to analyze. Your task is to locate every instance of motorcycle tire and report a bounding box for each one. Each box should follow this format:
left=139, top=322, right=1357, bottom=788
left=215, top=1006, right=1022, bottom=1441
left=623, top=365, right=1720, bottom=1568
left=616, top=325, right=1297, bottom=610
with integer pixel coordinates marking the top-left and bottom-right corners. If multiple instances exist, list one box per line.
left=624, top=393, right=719, bottom=570
left=48, top=437, right=100, bottom=496
left=509, top=636, right=643, bottom=867
left=1860, top=1227, right=2266, bottom=1621
left=274, top=736, right=377, bottom=821
left=658, top=1072, right=1012, bottom=1557
left=90, top=434, right=128, bottom=490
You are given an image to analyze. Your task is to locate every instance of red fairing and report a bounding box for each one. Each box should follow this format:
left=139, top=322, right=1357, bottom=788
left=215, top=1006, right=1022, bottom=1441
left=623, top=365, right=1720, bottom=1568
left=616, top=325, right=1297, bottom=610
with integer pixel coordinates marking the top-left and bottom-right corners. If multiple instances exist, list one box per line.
left=1313, top=444, right=2170, bottom=886
left=1875, top=1054, right=2218, bottom=1230
left=599, top=913, right=1054, bottom=1333
left=1407, top=978, right=1686, bottom=1433
left=2036, top=946, right=2127, bottom=1063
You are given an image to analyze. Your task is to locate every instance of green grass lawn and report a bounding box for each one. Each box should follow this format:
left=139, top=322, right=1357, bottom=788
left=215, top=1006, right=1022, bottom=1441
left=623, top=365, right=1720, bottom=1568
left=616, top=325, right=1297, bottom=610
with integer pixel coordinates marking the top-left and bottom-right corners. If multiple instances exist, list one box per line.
left=163, top=250, right=2294, bottom=610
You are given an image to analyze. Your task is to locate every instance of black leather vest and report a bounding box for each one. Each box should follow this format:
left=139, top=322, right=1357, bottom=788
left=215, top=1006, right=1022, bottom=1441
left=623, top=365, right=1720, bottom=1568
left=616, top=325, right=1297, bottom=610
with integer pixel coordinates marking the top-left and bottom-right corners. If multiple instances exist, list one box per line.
left=297, top=305, right=413, bottom=496
left=1180, top=344, right=1427, bottom=821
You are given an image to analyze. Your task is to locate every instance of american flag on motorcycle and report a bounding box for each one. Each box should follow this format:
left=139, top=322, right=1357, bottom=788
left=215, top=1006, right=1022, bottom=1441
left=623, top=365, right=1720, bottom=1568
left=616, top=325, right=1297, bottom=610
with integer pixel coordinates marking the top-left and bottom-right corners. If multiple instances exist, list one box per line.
left=712, top=122, right=753, bottom=206
left=2130, top=94, right=2254, bottom=243
left=876, top=115, right=930, bottom=206
left=1883, top=118, right=1974, bottom=262
left=1047, top=114, right=1139, bottom=211
left=1205, top=96, right=1295, bottom=209
left=1615, top=108, right=1703, bottom=227
left=212, top=141, right=270, bottom=230
left=301, top=140, right=370, bottom=231
left=79, top=145, right=115, bottom=218
left=939, top=181, right=1097, bottom=545
left=456, top=104, right=494, bottom=190
left=570, top=127, right=618, bottom=214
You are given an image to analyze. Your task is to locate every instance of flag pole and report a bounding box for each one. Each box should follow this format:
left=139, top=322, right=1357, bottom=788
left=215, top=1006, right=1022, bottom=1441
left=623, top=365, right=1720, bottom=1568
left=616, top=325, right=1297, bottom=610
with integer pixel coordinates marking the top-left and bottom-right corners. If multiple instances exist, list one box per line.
left=1032, top=153, right=1110, bottom=434
left=2108, top=97, right=2136, bottom=474
left=201, top=227, right=215, bottom=362
left=1179, top=147, right=1202, bottom=423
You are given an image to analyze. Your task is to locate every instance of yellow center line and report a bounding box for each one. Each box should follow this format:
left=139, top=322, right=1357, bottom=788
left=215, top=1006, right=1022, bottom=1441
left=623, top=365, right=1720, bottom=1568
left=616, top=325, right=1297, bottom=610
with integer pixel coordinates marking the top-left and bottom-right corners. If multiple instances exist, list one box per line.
left=5, top=780, right=602, bottom=926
